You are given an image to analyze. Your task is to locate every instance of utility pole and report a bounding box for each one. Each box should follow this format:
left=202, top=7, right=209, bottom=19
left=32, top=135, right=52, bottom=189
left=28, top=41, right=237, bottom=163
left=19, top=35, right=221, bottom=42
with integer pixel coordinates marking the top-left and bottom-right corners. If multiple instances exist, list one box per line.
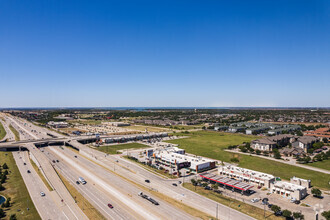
left=216, top=204, right=218, bottom=220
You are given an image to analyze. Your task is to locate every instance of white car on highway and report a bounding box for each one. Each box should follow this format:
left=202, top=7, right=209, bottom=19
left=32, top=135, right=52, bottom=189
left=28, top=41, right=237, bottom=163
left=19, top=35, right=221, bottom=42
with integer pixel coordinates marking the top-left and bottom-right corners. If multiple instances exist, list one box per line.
left=40, top=192, right=45, bottom=197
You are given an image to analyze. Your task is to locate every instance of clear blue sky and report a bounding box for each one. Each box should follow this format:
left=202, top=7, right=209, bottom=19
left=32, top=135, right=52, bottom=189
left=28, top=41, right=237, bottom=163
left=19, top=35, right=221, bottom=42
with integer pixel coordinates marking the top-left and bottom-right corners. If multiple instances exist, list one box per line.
left=1, top=0, right=329, bottom=107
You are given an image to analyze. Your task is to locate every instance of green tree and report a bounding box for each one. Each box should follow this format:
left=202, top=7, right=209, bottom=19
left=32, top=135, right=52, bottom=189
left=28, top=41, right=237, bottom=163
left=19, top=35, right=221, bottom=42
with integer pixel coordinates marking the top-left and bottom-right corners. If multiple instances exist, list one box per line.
left=311, top=188, right=322, bottom=198
left=4, top=197, right=11, bottom=208
left=321, top=210, right=330, bottom=220
left=0, top=183, right=4, bottom=191
left=282, top=209, right=292, bottom=219
left=191, top=179, right=197, bottom=186
left=0, top=208, right=5, bottom=218
left=9, top=214, right=17, bottom=220
left=256, top=150, right=261, bottom=155
left=212, top=184, right=219, bottom=190
left=274, top=151, right=281, bottom=159
left=202, top=182, right=208, bottom=187
left=271, top=205, right=281, bottom=213
left=2, top=163, right=8, bottom=169
left=293, top=212, right=304, bottom=220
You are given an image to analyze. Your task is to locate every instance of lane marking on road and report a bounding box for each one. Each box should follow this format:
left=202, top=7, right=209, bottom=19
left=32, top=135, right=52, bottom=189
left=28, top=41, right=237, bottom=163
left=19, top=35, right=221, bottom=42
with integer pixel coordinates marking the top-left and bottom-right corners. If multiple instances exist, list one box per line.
left=50, top=147, right=160, bottom=220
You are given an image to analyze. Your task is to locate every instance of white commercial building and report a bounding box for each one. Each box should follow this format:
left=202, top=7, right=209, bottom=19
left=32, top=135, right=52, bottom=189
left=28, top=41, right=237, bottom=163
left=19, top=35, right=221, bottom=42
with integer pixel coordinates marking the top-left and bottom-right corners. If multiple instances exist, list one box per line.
left=218, top=165, right=275, bottom=188
left=270, top=181, right=307, bottom=201
left=47, top=121, right=68, bottom=128
left=150, top=147, right=216, bottom=173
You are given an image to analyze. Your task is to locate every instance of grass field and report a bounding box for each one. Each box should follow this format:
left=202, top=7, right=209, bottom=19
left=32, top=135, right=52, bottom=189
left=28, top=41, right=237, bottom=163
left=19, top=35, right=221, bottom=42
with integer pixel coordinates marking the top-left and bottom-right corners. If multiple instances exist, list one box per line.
left=183, top=183, right=280, bottom=220
left=97, top=143, right=149, bottom=154
left=306, top=160, right=330, bottom=171
left=166, top=131, right=330, bottom=190
left=9, top=124, right=20, bottom=141
left=57, top=172, right=106, bottom=220
left=0, top=152, right=40, bottom=220
left=0, top=121, right=6, bottom=140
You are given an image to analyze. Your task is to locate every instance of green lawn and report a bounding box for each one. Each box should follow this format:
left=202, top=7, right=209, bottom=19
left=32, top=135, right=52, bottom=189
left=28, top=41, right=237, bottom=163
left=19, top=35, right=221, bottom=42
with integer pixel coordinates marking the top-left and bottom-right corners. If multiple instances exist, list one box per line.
left=306, top=160, right=330, bottom=171
left=0, top=121, right=6, bottom=140
left=97, top=143, right=148, bottom=154
left=0, top=152, right=40, bottom=219
left=166, top=131, right=330, bottom=190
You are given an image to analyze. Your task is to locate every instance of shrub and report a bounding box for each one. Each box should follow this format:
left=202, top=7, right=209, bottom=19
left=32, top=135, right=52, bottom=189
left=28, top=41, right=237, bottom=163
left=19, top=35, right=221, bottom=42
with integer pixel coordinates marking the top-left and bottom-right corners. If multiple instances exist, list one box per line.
left=271, top=205, right=281, bottom=213
left=311, top=188, right=322, bottom=198
left=282, top=209, right=292, bottom=219
left=321, top=210, right=330, bottom=220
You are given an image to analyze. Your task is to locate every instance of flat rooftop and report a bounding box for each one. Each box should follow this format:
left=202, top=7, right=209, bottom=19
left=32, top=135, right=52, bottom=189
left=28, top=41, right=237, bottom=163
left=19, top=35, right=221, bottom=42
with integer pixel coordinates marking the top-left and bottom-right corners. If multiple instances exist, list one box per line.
left=221, top=165, right=275, bottom=180
left=200, top=172, right=254, bottom=191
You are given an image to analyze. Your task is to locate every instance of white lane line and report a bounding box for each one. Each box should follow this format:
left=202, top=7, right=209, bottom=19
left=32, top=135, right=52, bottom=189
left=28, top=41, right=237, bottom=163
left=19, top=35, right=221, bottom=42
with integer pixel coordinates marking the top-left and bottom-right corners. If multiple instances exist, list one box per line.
left=58, top=165, right=117, bottom=220
left=44, top=150, right=120, bottom=220
left=62, top=211, right=70, bottom=220
left=7, top=117, right=38, bottom=139
left=50, top=147, right=159, bottom=220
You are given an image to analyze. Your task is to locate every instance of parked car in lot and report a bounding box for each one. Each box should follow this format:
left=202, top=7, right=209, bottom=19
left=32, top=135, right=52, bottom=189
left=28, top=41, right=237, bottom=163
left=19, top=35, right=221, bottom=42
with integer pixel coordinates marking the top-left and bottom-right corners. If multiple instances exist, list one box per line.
left=145, top=180, right=150, bottom=183
left=27, top=170, right=31, bottom=173
left=251, top=198, right=260, bottom=203
left=23, top=162, right=26, bottom=165
left=74, top=156, right=77, bottom=158
left=76, top=181, right=80, bottom=185
left=108, top=203, right=113, bottom=209
left=52, top=160, right=55, bottom=163
left=56, top=160, right=59, bottom=162
left=40, top=192, right=45, bottom=197
left=275, top=211, right=283, bottom=216
left=294, top=200, right=300, bottom=205
left=172, top=183, right=177, bottom=186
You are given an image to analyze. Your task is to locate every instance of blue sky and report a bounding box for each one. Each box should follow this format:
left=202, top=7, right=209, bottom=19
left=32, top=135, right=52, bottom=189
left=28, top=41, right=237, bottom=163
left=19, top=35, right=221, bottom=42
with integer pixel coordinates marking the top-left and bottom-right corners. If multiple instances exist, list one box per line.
left=1, top=0, right=329, bottom=107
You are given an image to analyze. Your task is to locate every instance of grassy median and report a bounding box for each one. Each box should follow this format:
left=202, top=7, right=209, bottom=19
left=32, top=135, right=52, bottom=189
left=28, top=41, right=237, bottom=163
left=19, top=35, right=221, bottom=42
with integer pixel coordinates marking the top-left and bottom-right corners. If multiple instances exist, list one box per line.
left=0, top=152, right=40, bottom=220
left=97, top=142, right=148, bottom=154
left=183, top=183, right=280, bottom=220
left=57, top=172, right=106, bottom=220
left=0, top=121, right=6, bottom=140
left=29, top=159, right=53, bottom=191
left=166, top=131, right=330, bottom=190
left=9, top=124, right=20, bottom=141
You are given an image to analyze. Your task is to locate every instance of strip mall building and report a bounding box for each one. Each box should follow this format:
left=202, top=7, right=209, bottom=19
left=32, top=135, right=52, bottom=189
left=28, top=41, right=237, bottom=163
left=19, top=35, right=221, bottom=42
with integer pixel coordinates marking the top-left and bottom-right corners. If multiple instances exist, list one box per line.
left=218, top=165, right=309, bottom=201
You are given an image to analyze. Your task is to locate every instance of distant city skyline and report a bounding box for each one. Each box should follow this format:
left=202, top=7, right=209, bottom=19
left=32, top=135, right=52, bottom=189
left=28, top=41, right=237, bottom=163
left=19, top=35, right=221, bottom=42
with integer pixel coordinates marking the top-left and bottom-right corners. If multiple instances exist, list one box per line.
left=1, top=0, right=330, bottom=107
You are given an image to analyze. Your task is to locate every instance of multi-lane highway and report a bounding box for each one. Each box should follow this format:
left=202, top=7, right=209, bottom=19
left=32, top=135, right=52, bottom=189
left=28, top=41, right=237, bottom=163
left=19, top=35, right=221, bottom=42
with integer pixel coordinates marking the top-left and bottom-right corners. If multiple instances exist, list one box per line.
left=0, top=113, right=255, bottom=220
left=1, top=114, right=87, bottom=220
left=45, top=145, right=195, bottom=220
left=13, top=151, right=68, bottom=219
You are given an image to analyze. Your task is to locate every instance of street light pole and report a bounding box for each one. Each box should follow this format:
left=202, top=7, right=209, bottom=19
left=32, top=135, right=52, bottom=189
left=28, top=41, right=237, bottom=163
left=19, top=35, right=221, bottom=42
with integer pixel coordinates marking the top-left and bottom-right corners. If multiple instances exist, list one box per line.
left=216, top=204, right=218, bottom=220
